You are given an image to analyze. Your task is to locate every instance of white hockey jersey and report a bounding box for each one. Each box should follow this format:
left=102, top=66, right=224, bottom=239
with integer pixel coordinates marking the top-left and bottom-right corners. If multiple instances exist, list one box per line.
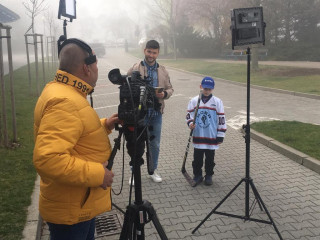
left=186, top=94, right=227, bottom=150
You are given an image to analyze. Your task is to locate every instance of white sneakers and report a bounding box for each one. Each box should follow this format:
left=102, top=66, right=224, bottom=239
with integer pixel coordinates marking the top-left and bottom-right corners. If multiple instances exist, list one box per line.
left=128, top=170, right=162, bottom=186
left=149, top=170, right=162, bottom=183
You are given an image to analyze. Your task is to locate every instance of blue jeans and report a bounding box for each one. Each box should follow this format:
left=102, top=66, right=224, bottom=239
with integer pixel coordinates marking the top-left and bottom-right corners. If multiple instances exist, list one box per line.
left=146, top=112, right=162, bottom=170
left=47, top=218, right=95, bottom=240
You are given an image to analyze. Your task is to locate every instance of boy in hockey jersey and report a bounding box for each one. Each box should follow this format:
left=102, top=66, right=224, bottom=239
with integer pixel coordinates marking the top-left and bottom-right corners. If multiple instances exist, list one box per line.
left=186, top=76, right=227, bottom=186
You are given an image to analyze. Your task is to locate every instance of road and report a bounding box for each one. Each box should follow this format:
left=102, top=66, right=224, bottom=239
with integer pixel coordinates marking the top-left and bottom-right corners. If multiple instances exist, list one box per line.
left=98, top=48, right=320, bottom=130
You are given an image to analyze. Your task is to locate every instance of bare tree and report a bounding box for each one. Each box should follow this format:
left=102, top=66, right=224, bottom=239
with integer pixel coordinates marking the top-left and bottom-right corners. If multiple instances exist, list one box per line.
left=182, top=0, right=242, bottom=50
left=23, top=0, right=47, bottom=34
left=146, top=0, right=182, bottom=59
left=43, top=10, right=56, bottom=37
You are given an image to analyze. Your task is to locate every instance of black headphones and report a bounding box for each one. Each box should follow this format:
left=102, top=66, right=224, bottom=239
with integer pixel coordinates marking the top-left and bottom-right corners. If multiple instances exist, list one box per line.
left=57, top=35, right=97, bottom=65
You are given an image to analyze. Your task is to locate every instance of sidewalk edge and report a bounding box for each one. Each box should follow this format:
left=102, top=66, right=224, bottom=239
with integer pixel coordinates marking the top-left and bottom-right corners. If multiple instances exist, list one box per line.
left=22, top=175, right=41, bottom=240
left=251, top=129, right=320, bottom=174
left=166, top=66, right=320, bottom=100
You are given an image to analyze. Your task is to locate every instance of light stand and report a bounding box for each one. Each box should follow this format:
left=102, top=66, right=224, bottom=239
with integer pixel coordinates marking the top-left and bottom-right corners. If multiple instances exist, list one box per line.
left=192, top=47, right=283, bottom=239
left=58, top=0, right=76, bottom=38
left=63, top=19, right=68, bottom=38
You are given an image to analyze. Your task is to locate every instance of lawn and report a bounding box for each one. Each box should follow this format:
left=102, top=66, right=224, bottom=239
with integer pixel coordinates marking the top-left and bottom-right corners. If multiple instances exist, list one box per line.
left=129, top=48, right=320, bottom=95
left=251, top=121, right=320, bottom=160
left=160, top=59, right=320, bottom=96
left=0, top=62, right=57, bottom=240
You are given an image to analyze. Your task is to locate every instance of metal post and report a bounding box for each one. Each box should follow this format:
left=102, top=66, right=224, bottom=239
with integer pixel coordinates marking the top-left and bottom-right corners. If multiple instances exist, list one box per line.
left=51, top=36, right=54, bottom=69
left=6, top=27, right=17, bottom=142
left=46, top=36, right=49, bottom=70
left=25, top=35, right=32, bottom=94
left=53, top=36, right=58, bottom=69
left=40, top=35, right=45, bottom=85
left=34, top=35, right=39, bottom=96
left=0, top=29, right=9, bottom=147
left=245, top=47, right=251, bottom=218
left=0, top=32, right=2, bottom=145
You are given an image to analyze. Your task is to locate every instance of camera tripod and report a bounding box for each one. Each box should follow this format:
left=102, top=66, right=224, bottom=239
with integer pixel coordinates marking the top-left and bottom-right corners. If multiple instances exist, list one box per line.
left=192, top=47, right=283, bottom=240
left=107, top=124, right=168, bottom=240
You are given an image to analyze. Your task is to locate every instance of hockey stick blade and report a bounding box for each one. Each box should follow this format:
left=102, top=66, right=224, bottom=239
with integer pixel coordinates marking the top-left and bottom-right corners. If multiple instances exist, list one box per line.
left=182, top=169, right=196, bottom=187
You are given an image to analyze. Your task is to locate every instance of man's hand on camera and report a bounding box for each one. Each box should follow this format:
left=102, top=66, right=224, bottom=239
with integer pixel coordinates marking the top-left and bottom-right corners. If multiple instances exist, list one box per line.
left=100, top=162, right=114, bottom=189
left=106, top=113, right=119, bottom=130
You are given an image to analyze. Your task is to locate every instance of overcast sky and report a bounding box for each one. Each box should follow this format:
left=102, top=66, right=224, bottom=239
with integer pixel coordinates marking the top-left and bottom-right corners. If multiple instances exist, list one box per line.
left=1, top=0, right=151, bottom=72
left=1, top=0, right=149, bottom=52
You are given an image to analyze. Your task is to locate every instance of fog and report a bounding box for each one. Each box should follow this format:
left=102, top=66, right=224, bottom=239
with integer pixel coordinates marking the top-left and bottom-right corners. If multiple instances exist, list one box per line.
left=1, top=0, right=320, bottom=73
left=2, top=0, right=149, bottom=47
left=1, top=0, right=150, bottom=73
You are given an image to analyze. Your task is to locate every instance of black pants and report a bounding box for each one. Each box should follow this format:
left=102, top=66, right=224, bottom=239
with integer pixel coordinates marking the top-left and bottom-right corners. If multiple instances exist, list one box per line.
left=192, top=148, right=215, bottom=177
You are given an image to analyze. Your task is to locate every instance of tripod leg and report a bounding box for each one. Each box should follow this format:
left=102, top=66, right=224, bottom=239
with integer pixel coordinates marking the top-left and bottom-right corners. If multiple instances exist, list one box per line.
left=252, top=187, right=263, bottom=211
left=144, top=201, right=168, bottom=240
left=249, top=181, right=283, bottom=240
left=120, top=207, right=135, bottom=240
left=248, top=178, right=263, bottom=212
left=112, top=203, right=125, bottom=214
left=192, top=178, right=245, bottom=234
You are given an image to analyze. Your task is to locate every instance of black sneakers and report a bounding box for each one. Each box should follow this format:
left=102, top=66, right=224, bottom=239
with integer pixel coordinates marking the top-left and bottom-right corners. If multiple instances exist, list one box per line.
left=204, top=175, right=213, bottom=185
left=193, top=175, right=203, bottom=187
left=193, top=175, right=213, bottom=186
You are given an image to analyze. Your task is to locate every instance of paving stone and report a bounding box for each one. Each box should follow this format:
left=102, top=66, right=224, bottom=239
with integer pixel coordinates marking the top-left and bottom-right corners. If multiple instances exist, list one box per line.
left=33, top=50, right=320, bottom=240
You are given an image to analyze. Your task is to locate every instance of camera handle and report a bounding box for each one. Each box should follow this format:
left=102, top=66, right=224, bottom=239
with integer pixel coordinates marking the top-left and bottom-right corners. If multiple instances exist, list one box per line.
left=106, top=124, right=123, bottom=170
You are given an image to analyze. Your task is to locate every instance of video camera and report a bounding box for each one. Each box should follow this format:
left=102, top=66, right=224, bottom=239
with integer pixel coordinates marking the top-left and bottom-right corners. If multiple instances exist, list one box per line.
left=108, top=68, right=161, bottom=125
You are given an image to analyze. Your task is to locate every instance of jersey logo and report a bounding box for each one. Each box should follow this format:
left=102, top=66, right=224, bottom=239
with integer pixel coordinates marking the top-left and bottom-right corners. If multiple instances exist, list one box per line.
left=197, top=110, right=211, bottom=129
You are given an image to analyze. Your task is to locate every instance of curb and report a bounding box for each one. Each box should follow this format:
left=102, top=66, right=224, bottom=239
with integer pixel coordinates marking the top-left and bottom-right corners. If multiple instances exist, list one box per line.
left=22, top=176, right=41, bottom=240
left=250, top=129, right=320, bottom=174
left=166, top=66, right=320, bottom=100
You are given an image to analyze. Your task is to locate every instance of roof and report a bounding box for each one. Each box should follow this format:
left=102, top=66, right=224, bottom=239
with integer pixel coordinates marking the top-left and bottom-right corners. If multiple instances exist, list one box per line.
left=0, top=4, right=20, bottom=23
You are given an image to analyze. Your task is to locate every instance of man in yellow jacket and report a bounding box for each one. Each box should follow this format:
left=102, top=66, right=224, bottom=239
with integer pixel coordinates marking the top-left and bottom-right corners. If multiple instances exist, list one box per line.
left=33, top=38, right=117, bottom=240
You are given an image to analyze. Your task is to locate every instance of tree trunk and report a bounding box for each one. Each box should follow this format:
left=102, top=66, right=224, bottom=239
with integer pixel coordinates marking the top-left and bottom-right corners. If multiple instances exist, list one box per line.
left=164, top=39, right=168, bottom=56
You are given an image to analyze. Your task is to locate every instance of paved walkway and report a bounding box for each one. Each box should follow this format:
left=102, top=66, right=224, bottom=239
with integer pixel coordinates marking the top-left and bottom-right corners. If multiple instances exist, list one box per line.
left=26, top=49, right=320, bottom=240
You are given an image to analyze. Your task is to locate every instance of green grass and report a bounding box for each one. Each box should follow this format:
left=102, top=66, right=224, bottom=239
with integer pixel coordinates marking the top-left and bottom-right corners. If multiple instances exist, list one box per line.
left=0, top=63, right=57, bottom=240
left=251, top=121, right=320, bottom=160
left=129, top=49, right=320, bottom=95
left=160, top=59, right=320, bottom=95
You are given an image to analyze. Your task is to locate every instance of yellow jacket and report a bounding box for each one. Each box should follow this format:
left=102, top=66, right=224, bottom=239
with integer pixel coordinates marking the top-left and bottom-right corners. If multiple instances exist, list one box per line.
left=33, top=70, right=112, bottom=225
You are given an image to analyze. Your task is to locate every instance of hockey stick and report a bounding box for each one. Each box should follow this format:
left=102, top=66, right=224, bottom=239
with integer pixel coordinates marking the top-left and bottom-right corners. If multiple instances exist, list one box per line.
left=181, top=90, right=202, bottom=187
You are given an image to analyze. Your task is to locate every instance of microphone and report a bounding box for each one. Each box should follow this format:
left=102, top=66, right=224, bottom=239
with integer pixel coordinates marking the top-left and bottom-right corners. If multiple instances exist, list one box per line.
left=138, top=86, right=146, bottom=111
